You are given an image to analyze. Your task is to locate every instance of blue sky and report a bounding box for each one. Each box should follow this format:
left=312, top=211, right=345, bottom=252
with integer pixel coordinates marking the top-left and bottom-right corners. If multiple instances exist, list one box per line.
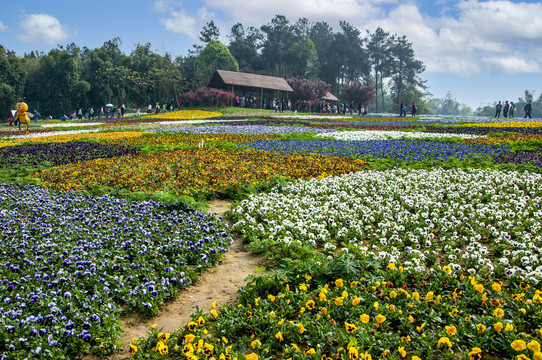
left=1, top=0, right=541, bottom=109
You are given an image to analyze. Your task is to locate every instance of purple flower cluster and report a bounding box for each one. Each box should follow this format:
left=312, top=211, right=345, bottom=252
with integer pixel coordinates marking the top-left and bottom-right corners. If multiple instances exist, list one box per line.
left=0, top=142, right=138, bottom=170
left=493, top=150, right=542, bottom=168
left=149, top=125, right=336, bottom=135
left=240, top=139, right=509, bottom=163
left=0, top=183, right=232, bottom=358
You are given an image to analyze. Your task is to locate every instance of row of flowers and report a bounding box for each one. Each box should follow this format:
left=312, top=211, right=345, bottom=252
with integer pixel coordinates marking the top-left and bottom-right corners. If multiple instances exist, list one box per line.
left=0, top=131, right=143, bottom=148
left=129, top=259, right=542, bottom=360
left=0, top=183, right=232, bottom=358
left=317, top=130, right=483, bottom=140
left=147, top=125, right=336, bottom=136
left=34, top=148, right=368, bottom=199
left=101, top=133, right=280, bottom=149
left=0, top=142, right=139, bottom=170
left=240, top=139, right=508, bottom=163
left=230, top=168, right=542, bottom=283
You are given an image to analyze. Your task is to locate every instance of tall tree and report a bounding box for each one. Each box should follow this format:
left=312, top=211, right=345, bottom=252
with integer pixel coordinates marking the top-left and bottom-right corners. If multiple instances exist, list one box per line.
left=389, top=34, right=426, bottom=113
left=308, top=21, right=336, bottom=87
left=336, top=21, right=368, bottom=84
left=260, top=15, right=299, bottom=77
left=291, top=37, right=320, bottom=80
left=199, top=21, right=220, bottom=43
left=0, top=46, right=26, bottom=118
left=193, top=40, right=238, bottom=89
left=366, top=27, right=392, bottom=112
left=228, top=23, right=263, bottom=71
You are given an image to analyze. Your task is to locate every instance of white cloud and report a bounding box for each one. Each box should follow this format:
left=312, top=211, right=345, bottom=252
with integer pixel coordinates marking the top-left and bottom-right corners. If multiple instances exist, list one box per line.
left=158, top=1, right=221, bottom=40
left=0, top=21, right=7, bottom=31
left=361, top=1, right=542, bottom=76
left=203, top=0, right=383, bottom=28
left=17, top=14, right=71, bottom=44
left=160, top=9, right=199, bottom=38
left=482, top=56, right=540, bottom=74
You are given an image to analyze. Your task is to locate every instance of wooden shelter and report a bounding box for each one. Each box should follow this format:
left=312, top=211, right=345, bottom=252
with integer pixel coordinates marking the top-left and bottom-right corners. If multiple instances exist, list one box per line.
left=322, top=91, right=339, bottom=102
left=209, top=69, right=293, bottom=108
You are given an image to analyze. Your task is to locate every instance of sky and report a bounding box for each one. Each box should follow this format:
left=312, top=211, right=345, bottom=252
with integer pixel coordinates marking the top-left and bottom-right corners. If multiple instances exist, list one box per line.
left=1, top=0, right=542, bottom=109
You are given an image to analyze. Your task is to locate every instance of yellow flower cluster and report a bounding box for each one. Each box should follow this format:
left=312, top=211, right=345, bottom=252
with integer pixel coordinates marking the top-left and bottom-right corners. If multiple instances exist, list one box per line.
left=102, top=133, right=280, bottom=148
left=36, top=148, right=368, bottom=195
left=0, top=131, right=143, bottom=148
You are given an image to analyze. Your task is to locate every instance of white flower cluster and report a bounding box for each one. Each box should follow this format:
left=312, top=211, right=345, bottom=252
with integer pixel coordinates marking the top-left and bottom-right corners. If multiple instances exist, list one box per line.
left=318, top=130, right=482, bottom=140
left=232, top=168, right=542, bottom=282
left=41, top=123, right=104, bottom=128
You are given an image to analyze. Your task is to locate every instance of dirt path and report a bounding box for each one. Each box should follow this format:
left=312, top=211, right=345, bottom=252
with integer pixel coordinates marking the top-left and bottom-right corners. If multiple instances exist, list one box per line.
left=105, top=200, right=266, bottom=359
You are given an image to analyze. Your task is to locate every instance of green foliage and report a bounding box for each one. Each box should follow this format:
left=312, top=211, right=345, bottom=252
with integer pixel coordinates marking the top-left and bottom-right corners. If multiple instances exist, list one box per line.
left=0, top=45, right=26, bottom=118
left=193, top=41, right=238, bottom=89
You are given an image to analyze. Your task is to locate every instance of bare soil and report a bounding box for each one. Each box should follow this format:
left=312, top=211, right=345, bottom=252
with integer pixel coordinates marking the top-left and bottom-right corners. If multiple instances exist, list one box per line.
left=98, top=200, right=266, bottom=360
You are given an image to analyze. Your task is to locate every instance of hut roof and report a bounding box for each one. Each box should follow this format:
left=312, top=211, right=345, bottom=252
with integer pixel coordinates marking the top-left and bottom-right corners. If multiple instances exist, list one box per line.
left=210, top=69, right=293, bottom=92
left=322, top=92, right=339, bottom=102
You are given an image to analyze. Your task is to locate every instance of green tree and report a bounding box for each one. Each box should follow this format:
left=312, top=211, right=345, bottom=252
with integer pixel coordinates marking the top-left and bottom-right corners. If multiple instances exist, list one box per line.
left=0, top=46, right=26, bottom=118
left=291, top=37, right=320, bottom=80
left=199, top=21, right=220, bottom=44
left=228, top=23, right=263, bottom=71
left=193, top=41, right=238, bottom=89
left=260, top=15, right=299, bottom=77
left=428, top=92, right=473, bottom=115
left=308, top=21, right=336, bottom=88
left=389, top=34, right=426, bottom=114
left=366, top=27, right=392, bottom=113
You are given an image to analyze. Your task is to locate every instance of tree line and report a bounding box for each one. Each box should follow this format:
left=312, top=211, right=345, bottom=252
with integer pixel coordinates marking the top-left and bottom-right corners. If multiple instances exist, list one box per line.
left=0, top=15, right=427, bottom=118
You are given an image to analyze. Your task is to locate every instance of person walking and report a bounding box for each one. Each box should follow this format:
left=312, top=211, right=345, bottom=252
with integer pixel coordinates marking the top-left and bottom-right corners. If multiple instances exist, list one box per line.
left=34, top=109, right=40, bottom=123
left=411, top=102, right=417, bottom=117
left=524, top=100, right=532, bottom=119
left=509, top=102, right=515, bottom=118
left=495, top=101, right=502, bottom=118
left=503, top=101, right=509, bottom=118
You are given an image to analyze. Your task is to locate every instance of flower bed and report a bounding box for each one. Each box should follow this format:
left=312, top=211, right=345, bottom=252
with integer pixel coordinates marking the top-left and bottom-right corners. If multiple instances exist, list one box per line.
left=101, top=133, right=280, bottom=148
left=148, top=125, right=336, bottom=135
left=230, top=168, right=542, bottom=282
left=35, top=149, right=368, bottom=198
left=0, top=142, right=138, bottom=170
left=131, top=262, right=542, bottom=360
left=318, top=130, right=482, bottom=140
left=493, top=150, right=542, bottom=168
left=241, top=140, right=508, bottom=162
left=0, top=131, right=143, bottom=148
left=0, top=183, right=232, bottom=358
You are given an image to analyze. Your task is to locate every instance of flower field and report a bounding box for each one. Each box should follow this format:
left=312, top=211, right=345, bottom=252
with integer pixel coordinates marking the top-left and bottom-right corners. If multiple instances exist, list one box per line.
left=0, top=111, right=542, bottom=359
left=0, top=183, right=231, bottom=358
left=34, top=148, right=368, bottom=198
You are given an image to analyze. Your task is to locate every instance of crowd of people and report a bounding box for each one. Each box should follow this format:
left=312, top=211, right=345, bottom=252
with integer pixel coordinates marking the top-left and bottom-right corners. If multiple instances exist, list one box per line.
left=495, top=100, right=533, bottom=119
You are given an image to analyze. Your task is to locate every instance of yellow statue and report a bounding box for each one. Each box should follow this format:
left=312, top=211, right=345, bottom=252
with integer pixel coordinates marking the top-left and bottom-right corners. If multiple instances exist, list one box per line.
left=14, top=101, right=31, bottom=134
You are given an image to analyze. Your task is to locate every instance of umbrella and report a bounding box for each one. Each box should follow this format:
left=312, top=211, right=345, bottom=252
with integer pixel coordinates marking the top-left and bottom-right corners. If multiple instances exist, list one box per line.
left=105, top=103, right=114, bottom=107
